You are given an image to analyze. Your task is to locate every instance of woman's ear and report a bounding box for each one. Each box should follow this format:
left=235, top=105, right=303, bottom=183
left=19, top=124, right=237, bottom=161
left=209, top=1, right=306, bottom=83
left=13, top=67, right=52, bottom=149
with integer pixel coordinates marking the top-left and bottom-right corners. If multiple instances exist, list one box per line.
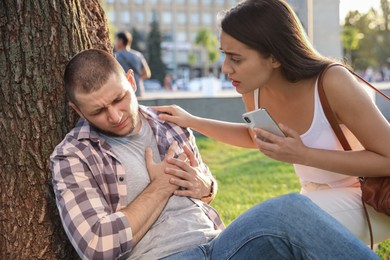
left=126, top=69, right=137, bottom=92
left=270, top=55, right=281, bottom=69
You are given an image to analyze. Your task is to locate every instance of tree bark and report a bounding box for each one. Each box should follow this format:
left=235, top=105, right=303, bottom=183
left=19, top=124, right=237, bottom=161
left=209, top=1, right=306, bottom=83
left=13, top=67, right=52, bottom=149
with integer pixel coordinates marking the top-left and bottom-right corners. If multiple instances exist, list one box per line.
left=0, top=0, right=111, bottom=259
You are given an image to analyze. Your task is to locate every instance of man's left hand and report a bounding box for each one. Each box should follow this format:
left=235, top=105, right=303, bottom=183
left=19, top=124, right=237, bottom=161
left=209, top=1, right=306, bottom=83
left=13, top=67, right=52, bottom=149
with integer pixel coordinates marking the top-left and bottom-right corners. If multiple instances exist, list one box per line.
left=165, top=145, right=213, bottom=200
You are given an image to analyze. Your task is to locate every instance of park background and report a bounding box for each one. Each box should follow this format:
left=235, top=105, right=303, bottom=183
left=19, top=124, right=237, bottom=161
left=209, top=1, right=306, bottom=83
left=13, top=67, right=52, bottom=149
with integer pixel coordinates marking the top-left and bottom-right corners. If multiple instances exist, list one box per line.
left=0, top=0, right=390, bottom=259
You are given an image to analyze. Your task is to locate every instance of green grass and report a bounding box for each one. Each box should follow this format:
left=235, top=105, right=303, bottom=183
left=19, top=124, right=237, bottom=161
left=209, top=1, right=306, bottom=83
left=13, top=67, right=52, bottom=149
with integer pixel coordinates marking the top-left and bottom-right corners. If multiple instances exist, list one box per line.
left=196, top=137, right=390, bottom=259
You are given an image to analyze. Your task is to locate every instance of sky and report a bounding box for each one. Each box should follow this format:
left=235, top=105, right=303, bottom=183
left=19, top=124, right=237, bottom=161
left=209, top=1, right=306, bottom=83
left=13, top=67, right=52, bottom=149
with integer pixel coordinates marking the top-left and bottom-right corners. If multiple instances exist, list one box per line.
left=339, top=0, right=381, bottom=22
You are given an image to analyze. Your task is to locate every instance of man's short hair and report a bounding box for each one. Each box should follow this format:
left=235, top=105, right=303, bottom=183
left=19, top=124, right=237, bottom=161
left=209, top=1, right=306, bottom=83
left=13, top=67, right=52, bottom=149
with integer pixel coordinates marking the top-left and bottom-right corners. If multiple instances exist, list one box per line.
left=64, top=49, right=124, bottom=104
left=116, top=31, right=133, bottom=47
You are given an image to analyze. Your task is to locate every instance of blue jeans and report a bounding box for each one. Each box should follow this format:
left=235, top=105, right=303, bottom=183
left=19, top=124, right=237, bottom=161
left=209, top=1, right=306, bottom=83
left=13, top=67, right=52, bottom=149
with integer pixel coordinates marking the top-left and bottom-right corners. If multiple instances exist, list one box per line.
left=162, top=194, right=378, bottom=260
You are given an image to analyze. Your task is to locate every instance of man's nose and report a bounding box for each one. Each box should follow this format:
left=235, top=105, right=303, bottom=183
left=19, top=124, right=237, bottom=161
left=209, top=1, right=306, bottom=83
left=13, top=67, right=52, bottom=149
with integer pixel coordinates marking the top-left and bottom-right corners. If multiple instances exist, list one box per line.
left=107, top=107, right=123, bottom=124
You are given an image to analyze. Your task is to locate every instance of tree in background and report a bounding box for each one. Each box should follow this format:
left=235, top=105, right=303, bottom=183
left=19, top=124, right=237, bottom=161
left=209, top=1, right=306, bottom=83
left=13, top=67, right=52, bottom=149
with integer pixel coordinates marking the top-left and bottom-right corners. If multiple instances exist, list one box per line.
left=131, top=27, right=143, bottom=52
left=381, top=0, right=390, bottom=31
left=188, top=52, right=197, bottom=69
left=194, top=28, right=220, bottom=76
left=379, top=0, right=390, bottom=66
left=0, top=0, right=111, bottom=259
left=343, top=9, right=379, bottom=69
left=100, top=0, right=117, bottom=45
left=343, top=2, right=390, bottom=71
left=147, top=20, right=166, bottom=84
left=342, top=25, right=360, bottom=65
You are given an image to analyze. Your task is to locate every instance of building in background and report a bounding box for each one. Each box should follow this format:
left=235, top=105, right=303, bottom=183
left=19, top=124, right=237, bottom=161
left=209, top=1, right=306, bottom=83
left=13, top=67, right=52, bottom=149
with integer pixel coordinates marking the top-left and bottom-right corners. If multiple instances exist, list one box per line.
left=104, top=0, right=239, bottom=80
left=104, top=0, right=342, bottom=79
left=288, top=0, right=342, bottom=59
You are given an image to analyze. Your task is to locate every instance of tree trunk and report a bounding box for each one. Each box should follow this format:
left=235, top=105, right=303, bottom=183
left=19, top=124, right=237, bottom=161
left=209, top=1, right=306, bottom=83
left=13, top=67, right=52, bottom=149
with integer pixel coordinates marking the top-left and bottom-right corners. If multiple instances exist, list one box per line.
left=0, top=1, right=111, bottom=259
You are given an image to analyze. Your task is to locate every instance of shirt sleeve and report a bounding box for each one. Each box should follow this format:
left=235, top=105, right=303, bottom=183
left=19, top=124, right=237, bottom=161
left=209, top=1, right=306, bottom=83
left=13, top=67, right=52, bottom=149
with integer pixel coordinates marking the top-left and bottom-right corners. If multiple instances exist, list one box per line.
left=51, top=147, right=133, bottom=260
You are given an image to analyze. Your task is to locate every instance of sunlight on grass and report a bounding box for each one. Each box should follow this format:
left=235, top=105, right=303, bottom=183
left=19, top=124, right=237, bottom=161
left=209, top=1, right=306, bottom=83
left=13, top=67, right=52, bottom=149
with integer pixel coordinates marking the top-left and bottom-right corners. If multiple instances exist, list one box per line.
left=197, top=137, right=300, bottom=223
left=196, top=137, right=390, bottom=259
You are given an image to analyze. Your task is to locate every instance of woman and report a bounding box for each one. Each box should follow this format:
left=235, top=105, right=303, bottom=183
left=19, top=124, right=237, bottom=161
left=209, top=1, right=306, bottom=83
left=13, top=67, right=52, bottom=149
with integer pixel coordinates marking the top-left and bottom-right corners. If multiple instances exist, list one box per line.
left=154, top=0, right=390, bottom=244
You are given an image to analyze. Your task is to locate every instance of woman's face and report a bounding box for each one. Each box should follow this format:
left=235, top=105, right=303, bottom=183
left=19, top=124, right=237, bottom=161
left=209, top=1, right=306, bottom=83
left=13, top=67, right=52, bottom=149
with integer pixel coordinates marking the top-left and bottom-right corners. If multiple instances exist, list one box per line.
left=220, top=31, right=278, bottom=94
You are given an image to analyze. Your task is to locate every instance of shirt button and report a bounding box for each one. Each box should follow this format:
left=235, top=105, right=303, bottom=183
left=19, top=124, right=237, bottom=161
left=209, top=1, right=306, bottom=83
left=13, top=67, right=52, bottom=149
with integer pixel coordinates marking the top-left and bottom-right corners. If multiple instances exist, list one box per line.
left=119, top=176, right=124, bottom=182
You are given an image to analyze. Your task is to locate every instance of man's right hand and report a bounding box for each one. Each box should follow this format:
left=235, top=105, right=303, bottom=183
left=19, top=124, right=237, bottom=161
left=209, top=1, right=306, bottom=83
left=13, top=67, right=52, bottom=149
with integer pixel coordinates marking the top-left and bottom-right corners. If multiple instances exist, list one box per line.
left=145, top=141, right=183, bottom=196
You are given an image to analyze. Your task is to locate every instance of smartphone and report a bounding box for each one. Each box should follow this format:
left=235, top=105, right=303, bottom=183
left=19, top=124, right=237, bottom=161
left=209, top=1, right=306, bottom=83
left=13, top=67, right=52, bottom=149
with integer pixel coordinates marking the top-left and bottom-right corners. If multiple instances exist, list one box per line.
left=242, top=108, right=285, bottom=141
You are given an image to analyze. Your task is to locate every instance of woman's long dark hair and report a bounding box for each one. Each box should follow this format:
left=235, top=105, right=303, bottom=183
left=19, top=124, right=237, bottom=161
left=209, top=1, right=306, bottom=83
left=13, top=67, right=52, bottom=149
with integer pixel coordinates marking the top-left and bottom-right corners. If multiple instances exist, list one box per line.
left=220, top=0, right=335, bottom=82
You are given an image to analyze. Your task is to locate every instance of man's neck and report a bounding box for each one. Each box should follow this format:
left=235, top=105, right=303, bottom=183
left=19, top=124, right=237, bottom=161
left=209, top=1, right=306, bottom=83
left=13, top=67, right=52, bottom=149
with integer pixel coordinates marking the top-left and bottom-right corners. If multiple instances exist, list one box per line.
left=118, top=46, right=131, bottom=51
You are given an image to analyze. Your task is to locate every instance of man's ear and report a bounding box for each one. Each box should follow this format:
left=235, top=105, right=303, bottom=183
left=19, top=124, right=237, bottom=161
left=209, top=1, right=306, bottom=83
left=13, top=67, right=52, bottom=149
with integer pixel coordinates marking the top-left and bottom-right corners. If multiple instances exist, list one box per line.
left=126, top=69, right=137, bottom=92
left=270, top=55, right=281, bottom=69
left=68, top=101, right=85, bottom=119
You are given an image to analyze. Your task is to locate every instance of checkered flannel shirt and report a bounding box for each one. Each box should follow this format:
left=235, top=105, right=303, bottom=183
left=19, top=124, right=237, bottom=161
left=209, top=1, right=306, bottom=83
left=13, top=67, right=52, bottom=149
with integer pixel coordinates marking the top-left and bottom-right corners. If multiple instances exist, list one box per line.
left=51, top=105, right=224, bottom=260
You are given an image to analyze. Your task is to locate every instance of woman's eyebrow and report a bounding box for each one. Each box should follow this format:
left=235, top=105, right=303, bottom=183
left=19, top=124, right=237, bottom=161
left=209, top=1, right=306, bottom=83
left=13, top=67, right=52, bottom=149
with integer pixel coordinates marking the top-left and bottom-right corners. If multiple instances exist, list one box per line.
left=219, top=48, right=241, bottom=56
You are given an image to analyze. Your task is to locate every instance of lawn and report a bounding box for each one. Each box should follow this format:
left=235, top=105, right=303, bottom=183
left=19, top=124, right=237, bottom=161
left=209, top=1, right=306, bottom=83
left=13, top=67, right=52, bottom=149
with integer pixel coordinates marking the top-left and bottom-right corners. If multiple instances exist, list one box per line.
left=196, top=137, right=390, bottom=259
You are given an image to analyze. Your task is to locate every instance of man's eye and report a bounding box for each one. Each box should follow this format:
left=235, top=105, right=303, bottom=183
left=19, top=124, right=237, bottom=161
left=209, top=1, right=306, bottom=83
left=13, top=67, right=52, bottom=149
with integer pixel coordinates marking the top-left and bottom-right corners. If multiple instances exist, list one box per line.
left=92, top=109, right=103, bottom=115
left=113, top=93, right=127, bottom=104
left=113, top=96, right=124, bottom=104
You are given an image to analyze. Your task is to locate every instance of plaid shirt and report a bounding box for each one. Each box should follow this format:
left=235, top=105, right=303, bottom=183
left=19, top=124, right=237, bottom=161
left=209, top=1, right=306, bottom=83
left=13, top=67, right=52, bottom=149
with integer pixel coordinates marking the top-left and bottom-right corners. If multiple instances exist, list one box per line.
left=51, top=105, right=224, bottom=260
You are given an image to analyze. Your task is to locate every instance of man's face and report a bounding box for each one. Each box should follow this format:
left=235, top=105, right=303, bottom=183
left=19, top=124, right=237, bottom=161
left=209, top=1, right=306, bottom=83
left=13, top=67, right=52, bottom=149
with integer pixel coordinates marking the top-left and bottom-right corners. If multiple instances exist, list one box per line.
left=115, top=38, right=124, bottom=50
left=70, top=72, right=141, bottom=136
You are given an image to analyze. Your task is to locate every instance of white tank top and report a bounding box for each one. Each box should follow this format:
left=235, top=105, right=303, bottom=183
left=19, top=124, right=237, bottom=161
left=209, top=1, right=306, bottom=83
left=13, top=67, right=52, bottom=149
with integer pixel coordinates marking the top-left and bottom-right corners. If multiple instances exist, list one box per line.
left=254, top=79, right=362, bottom=188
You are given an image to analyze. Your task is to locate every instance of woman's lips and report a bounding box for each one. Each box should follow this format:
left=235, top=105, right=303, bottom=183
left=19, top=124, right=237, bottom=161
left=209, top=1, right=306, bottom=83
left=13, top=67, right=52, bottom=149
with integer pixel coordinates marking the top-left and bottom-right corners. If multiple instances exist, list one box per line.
left=231, top=80, right=240, bottom=87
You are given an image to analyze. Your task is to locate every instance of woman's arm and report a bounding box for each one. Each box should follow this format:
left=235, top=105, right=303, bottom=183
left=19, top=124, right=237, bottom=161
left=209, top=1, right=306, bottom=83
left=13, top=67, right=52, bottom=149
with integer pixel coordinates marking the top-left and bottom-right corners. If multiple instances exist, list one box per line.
left=254, top=66, right=390, bottom=177
left=153, top=105, right=257, bottom=148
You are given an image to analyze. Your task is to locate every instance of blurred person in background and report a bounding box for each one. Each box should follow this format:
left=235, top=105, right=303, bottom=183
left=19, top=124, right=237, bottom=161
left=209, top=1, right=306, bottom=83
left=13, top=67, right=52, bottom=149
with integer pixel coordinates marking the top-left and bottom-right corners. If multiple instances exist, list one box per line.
left=164, top=73, right=173, bottom=91
left=115, top=31, right=151, bottom=97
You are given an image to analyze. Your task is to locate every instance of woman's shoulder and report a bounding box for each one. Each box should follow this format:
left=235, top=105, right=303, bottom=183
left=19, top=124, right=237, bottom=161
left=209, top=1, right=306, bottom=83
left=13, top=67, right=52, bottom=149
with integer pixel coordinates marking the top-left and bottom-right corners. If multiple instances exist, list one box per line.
left=321, top=64, right=363, bottom=100
left=322, top=64, right=354, bottom=87
left=320, top=64, right=376, bottom=121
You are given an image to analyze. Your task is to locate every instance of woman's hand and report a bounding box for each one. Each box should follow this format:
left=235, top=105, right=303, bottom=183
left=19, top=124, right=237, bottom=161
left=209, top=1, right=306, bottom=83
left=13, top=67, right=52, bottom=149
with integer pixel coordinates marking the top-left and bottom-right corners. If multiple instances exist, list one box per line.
left=152, top=105, right=196, bottom=128
left=165, top=145, right=213, bottom=200
left=253, top=123, right=310, bottom=165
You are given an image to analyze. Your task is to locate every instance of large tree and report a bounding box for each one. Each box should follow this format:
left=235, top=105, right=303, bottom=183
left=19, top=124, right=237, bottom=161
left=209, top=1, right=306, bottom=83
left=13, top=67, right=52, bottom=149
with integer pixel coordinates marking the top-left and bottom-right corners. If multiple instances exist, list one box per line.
left=0, top=1, right=111, bottom=259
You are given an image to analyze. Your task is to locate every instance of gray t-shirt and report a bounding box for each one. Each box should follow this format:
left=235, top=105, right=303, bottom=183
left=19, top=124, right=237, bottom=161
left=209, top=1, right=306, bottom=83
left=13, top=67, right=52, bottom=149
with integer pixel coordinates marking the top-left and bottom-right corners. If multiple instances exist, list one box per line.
left=101, top=116, right=219, bottom=259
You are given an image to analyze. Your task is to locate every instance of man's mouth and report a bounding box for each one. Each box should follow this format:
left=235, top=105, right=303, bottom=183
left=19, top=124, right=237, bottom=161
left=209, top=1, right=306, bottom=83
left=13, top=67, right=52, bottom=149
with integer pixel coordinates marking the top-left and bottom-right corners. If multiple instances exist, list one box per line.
left=114, top=117, right=128, bottom=129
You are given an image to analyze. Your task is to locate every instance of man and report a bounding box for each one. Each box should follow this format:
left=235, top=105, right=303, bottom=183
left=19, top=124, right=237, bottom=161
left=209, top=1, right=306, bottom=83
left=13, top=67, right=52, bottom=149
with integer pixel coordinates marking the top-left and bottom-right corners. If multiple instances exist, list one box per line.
left=51, top=49, right=378, bottom=260
left=115, top=31, right=151, bottom=97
